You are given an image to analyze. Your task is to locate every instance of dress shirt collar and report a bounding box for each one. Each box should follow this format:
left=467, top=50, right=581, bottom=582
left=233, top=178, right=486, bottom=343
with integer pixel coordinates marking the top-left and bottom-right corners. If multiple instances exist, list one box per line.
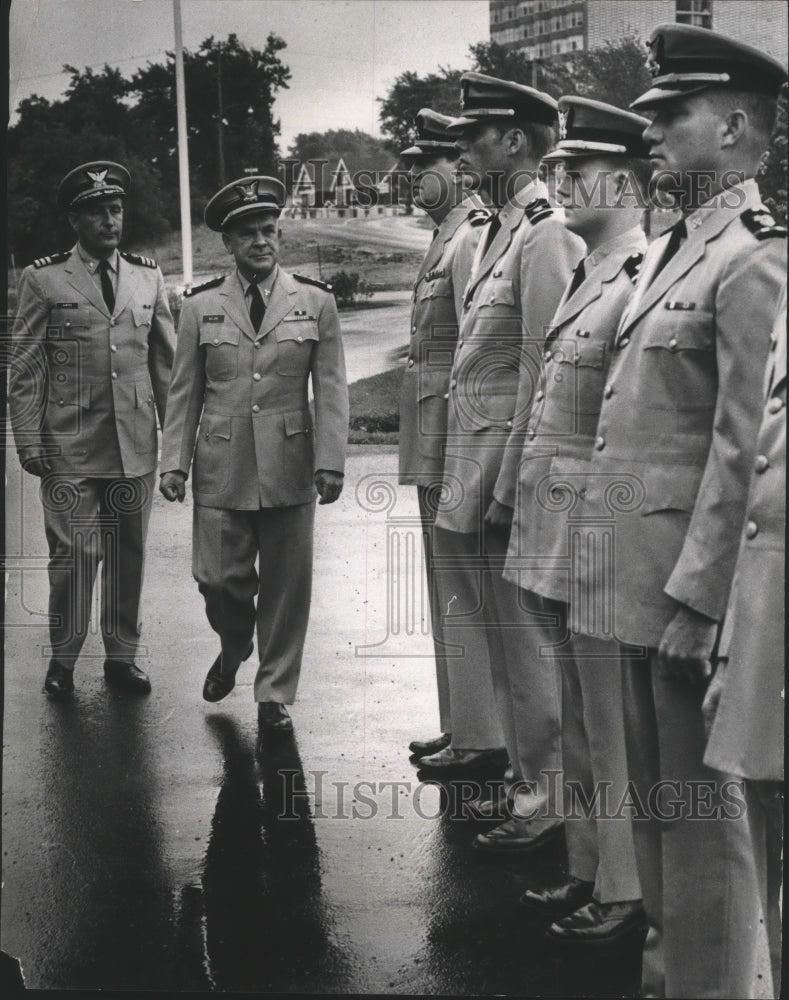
left=76, top=243, right=119, bottom=274
left=585, top=225, right=647, bottom=271
left=237, top=265, right=278, bottom=301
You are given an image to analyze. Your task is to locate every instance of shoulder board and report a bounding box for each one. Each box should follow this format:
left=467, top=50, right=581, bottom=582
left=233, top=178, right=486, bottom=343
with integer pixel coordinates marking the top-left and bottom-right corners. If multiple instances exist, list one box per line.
left=33, top=250, right=71, bottom=269
left=468, top=207, right=491, bottom=227
left=293, top=273, right=333, bottom=292
left=525, top=198, right=554, bottom=225
left=183, top=275, right=226, bottom=297
left=623, top=252, right=644, bottom=283
left=120, top=251, right=158, bottom=268
left=741, top=208, right=787, bottom=241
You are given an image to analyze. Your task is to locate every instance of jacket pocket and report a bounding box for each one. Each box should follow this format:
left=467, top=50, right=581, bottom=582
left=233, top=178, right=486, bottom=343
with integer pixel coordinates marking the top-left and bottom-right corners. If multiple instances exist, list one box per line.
left=419, top=277, right=453, bottom=301
left=550, top=340, right=608, bottom=416
left=49, top=307, right=90, bottom=330
left=478, top=278, right=515, bottom=308
left=640, top=312, right=716, bottom=411
left=282, top=409, right=314, bottom=488
left=276, top=323, right=319, bottom=376
left=194, top=413, right=232, bottom=493
left=199, top=326, right=240, bottom=381
left=640, top=465, right=701, bottom=516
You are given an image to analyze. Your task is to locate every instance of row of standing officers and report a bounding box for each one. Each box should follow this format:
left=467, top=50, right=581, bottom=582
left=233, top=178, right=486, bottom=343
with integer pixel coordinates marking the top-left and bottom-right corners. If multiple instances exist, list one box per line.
left=6, top=18, right=786, bottom=1000
left=397, top=22, right=785, bottom=1000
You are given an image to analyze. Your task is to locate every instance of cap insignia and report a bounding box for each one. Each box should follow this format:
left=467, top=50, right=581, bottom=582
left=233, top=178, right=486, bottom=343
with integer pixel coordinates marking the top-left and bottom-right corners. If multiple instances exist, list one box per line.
left=558, top=109, right=569, bottom=140
left=646, top=36, right=663, bottom=78
left=235, top=179, right=259, bottom=203
left=87, top=168, right=109, bottom=189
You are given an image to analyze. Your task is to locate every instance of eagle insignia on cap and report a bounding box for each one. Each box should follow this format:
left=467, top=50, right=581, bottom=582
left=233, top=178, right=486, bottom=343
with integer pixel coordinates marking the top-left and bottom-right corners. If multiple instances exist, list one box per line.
left=87, top=168, right=109, bottom=189
left=558, top=108, right=569, bottom=140
left=235, top=179, right=259, bottom=203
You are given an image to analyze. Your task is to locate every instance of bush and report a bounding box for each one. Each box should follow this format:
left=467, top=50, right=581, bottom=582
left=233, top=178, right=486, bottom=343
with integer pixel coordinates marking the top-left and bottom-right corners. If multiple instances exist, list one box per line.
left=328, top=269, right=374, bottom=309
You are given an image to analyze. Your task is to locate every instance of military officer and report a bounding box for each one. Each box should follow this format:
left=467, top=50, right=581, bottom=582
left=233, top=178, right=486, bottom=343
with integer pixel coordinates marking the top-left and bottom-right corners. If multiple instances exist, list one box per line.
left=571, top=25, right=786, bottom=998
left=159, top=176, right=348, bottom=735
left=505, top=97, right=649, bottom=945
left=9, top=160, right=175, bottom=697
left=434, top=74, right=584, bottom=841
left=398, top=109, right=506, bottom=774
left=703, top=285, right=786, bottom=998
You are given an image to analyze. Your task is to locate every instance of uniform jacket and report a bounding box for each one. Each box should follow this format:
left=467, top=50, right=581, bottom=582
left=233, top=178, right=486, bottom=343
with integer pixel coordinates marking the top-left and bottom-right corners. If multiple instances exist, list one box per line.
left=503, top=226, right=646, bottom=602
left=9, top=244, right=175, bottom=477
left=435, top=180, right=585, bottom=534
left=575, top=179, right=786, bottom=647
left=705, top=286, right=786, bottom=781
left=160, top=267, right=348, bottom=509
left=398, top=195, right=488, bottom=486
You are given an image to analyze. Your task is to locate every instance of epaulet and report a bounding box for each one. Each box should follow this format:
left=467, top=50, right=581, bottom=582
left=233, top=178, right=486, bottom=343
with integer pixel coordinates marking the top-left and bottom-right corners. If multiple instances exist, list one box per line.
left=525, top=198, right=554, bottom=225
left=33, top=250, right=71, bottom=269
left=623, top=251, right=644, bottom=283
left=741, top=208, right=787, bottom=241
left=468, top=207, right=491, bottom=227
left=183, top=275, right=226, bottom=297
left=120, top=250, right=158, bottom=268
left=293, top=273, right=333, bottom=292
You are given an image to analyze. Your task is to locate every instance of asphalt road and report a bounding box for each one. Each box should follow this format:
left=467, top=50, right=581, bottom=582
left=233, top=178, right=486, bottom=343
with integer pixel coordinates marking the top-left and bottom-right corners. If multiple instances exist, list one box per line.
left=2, top=446, right=646, bottom=996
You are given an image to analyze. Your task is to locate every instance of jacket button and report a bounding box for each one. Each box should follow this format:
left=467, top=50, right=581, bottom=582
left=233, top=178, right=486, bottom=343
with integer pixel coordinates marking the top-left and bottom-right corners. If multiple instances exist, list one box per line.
left=754, top=455, right=769, bottom=473
left=450, top=379, right=457, bottom=389
left=619, top=337, right=630, bottom=349
left=213, top=337, right=219, bottom=345
left=604, top=384, right=614, bottom=399
left=535, top=390, right=544, bottom=402
left=110, top=319, right=116, bottom=327
left=254, top=341, right=261, bottom=348
left=297, top=336, right=303, bottom=343
left=527, top=428, right=535, bottom=439
left=507, top=419, right=513, bottom=429
left=767, top=396, right=783, bottom=414
left=745, top=520, right=758, bottom=539
left=543, top=350, right=552, bottom=362
left=595, top=436, right=605, bottom=451
left=407, top=359, right=414, bottom=368
left=59, top=399, right=65, bottom=406
left=668, top=338, right=678, bottom=351
left=111, top=344, right=118, bottom=353
left=443, top=392, right=449, bottom=400
left=253, top=373, right=261, bottom=381
left=111, top=372, right=118, bottom=380
left=411, top=325, right=417, bottom=334
left=252, top=404, right=260, bottom=413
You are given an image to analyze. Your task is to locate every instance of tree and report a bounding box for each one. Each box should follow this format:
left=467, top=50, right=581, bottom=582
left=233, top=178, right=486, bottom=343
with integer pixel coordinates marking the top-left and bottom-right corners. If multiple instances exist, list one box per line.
left=468, top=41, right=543, bottom=88
left=545, top=36, right=652, bottom=107
left=378, top=68, right=464, bottom=152
left=758, top=84, right=788, bottom=224
left=128, top=33, right=290, bottom=200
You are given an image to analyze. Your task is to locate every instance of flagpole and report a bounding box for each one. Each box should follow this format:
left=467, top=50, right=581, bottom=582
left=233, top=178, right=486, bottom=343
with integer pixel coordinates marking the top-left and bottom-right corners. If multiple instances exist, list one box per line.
left=173, top=0, right=193, bottom=288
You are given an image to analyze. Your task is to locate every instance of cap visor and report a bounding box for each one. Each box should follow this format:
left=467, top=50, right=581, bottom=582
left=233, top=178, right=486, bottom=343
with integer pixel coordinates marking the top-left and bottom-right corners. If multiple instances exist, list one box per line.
left=630, top=83, right=710, bottom=110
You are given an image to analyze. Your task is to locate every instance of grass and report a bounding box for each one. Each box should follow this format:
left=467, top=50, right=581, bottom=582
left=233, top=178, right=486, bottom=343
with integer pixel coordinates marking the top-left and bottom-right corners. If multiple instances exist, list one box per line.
left=347, top=367, right=401, bottom=439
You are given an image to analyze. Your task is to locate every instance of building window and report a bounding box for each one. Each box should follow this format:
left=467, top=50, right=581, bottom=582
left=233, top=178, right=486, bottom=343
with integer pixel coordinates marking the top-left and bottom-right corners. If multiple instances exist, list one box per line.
left=574, top=10, right=584, bottom=27
left=675, top=0, right=712, bottom=28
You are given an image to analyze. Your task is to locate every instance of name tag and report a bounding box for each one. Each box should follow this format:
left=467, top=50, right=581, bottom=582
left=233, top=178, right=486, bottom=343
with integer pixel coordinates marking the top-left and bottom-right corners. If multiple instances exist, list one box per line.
left=202, top=315, right=224, bottom=322
left=665, top=301, right=696, bottom=311
left=55, top=302, right=78, bottom=309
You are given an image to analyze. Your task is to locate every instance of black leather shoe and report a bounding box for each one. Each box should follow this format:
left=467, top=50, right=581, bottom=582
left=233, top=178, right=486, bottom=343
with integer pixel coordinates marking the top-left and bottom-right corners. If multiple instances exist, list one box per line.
left=104, top=659, right=151, bottom=694
left=408, top=732, right=451, bottom=756
left=473, top=819, right=564, bottom=855
left=418, top=746, right=508, bottom=775
left=202, top=642, right=254, bottom=703
left=44, top=659, right=74, bottom=698
left=463, top=791, right=510, bottom=821
left=257, top=701, right=293, bottom=734
left=519, top=877, right=595, bottom=918
left=546, top=899, right=646, bottom=949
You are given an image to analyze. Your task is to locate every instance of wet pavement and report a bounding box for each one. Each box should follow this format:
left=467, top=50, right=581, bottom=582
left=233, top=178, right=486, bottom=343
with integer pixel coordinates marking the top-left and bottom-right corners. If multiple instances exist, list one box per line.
left=3, top=448, right=644, bottom=995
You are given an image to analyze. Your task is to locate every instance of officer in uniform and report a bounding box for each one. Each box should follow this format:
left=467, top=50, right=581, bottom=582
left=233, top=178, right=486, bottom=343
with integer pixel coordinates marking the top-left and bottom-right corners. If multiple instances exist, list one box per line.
left=505, top=97, right=649, bottom=944
left=572, top=25, right=786, bottom=998
left=159, top=176, right=348, bottom=734
left=9, top=160, right=175, bottom=697
left=398, top=109, right=506, bottom=774
left=703, top=285, right=786, bottom=997
left=435, top=74, right=584, bottom=842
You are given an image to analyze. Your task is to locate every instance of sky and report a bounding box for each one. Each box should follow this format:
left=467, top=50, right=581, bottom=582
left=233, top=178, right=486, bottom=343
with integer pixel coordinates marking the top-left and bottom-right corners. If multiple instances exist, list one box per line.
left=9, top=0, right=490, bottom=150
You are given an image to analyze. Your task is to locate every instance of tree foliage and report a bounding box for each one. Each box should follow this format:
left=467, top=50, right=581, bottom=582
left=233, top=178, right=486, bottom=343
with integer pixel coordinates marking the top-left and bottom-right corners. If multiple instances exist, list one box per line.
left=758, top=84, right=788, bottom=224
left=288, top=129, right=392, bottom=172
left=378, top=68, right=463, bottom=153
left=8, top=34, right=290, bottom=263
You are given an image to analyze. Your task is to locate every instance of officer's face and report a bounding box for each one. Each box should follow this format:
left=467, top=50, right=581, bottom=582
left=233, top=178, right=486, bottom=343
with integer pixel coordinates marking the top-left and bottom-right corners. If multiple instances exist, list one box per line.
left=223, top=211, right=280, bottom=280
left=409, top=155, right=458, bottom=213
left=68, top=197, right=124, bottom=258
left=642, top=92, right=724, bottom=189
left=555, top=157, right=624, bottom=239
left=454, top=122, right=508, bottom=193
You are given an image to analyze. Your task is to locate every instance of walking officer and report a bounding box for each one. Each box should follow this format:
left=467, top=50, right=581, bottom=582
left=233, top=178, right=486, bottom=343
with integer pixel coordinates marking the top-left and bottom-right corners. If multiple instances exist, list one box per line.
left=8, top=160, right=175, bottom=697
left=159, top=176, right=349, bottom=735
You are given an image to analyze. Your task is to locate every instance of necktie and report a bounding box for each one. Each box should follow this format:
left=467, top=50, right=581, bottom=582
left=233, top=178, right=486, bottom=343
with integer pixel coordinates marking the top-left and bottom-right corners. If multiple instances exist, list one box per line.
left=248, top=282, right=265, bottom=333
left=98, top=259, right=115, bottom=314
left=565, top=258, right=587, bottom=299
left=650, top=218, right=687, bottom=284
left=481, top=213, right=501, bottom=257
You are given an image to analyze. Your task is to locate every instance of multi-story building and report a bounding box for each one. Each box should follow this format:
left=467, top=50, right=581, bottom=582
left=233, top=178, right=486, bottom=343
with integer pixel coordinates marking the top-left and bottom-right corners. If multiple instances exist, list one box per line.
left=490, top=1, right=788, bottom=65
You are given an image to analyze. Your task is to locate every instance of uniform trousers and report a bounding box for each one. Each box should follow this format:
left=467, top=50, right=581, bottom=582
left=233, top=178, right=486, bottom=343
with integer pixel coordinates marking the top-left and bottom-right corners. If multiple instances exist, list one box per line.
left=417, top=485, right=451, bottom=734
left=436, top=525, right=560, bottom=813
left=41, top=473, right=155, bottom=666
left=193, top=502, right=315, bottom=704
left=622, top=654, right=761, bottom=999
left=532, top=603, right=641, bottom=902
left=431, top=526, right=504, bottom=749
left=744, top=779, right=783, bottom=997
